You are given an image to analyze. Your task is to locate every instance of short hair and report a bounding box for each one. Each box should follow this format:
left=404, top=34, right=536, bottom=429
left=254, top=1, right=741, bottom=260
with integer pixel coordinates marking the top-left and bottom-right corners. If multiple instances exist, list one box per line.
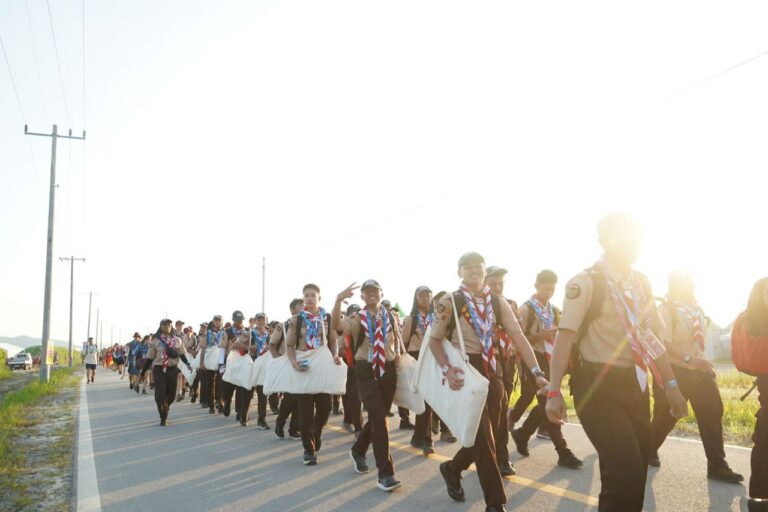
left=597, top=212, right=640, bottom=242
left=458, top=251, right=485, bottom=271
left=289, top=298, right=304, bottom=311
left=536, top=269, right=558, bottom=285
left=303, top=283, right=321, bottom=294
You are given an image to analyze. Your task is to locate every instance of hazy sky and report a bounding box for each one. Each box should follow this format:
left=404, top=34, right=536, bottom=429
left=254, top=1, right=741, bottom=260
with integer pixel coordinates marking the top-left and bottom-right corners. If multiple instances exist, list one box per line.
left=1, top=1, right=766, bottom=345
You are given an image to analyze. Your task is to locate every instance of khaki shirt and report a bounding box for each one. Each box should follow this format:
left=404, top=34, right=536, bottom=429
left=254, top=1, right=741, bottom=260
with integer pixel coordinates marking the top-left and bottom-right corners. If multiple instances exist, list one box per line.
left=518, top=301, right=554, bottom=353
left=429, top=291, right=522, bottom=356
left=659, top=303, right=705, bottom=370
left=183, top=333, right=197, bottom=355
left=339, top=310, right=400, bottom=362
left=286, top=314, right=331, bottom=352
left=147, top=335, right=187, bottom=368
left=558, top=268, right=665, bottom=368
left=403, top=314, right=430, bottom=353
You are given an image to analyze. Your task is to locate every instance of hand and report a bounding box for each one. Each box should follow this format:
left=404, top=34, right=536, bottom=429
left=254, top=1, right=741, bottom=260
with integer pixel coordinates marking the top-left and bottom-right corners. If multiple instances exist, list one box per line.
left=545, top=392, right=566, bottom=424
left=446, top=367, right=465, bottom=390
left=293, top=360, right=308, bottom=372
left=336, top=282, right=360, bottom=303
left=693, top=357, right=715, bottom=376
left=667, top=388, right=688, bottom=419
left=534, top=375, right=550, bottom=393
left=333, top=355, right=342, bottom=366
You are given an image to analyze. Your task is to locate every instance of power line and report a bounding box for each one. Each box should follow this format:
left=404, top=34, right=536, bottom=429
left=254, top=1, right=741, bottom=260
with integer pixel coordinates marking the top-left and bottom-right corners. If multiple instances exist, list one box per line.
left=24, top=0, right=49, bottom=121
left=45, top=0, right=72, bottom=126
left=665, top=51, right=768, bottom=100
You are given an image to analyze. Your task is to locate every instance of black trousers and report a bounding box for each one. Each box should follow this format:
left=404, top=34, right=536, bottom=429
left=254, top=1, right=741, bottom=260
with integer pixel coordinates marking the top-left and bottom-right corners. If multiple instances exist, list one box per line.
left=509, top=358, right=537, bottom=425
left=650, top=364, right=725, bottom=464
left=277, top=393, right=300, bottom=434
left=450, top=355, right=506, bottom=508
left=152, top=366, right=179, bottom=420
left=411, top=351, right=434, bottom=443
left=235, top=386, right=254, bottom=422
left=220, top=376, right=236, bottom=413
left=342, top=364, right=362, bottom=431
left=269, top=393, right=280, bottom=411
left=573, top=361, right=650, bottom=512
left=296, top=393, right=332, bottom=453
left=200, top=369, right=217, bottom=408
left=751, top=376, right=768, bottom=499
left=255, top=385, right=268, bottom=421
left=352, top=361, right=396, bottom=478
left=516, top=352, right=568, bottom=451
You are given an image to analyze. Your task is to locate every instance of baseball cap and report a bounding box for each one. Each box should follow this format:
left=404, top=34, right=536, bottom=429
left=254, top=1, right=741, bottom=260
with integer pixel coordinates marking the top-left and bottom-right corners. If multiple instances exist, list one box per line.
left=458, top=251, right=485, bottom=269
left=232, top=310, right=245, bottom=321
left=132, top=332, right=141, bottom=338
left=199, top=322, right=208, bottom=327
left=254, top=312, right=267, bottom=319
left=346, top=304, right=361, bottom=315
left=415, top=285, right=432, bottom=295
left=213, top=315, right=222, bottom=321
left=486, top=266, right=508, bottom=278
left=361, top=279, right=382, bottom=291
left=175, top=320, right=185, bottom=326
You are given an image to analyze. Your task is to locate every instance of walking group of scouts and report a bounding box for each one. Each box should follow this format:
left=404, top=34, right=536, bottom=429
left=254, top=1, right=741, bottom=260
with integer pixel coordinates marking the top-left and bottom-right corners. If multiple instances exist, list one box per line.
left=107, top=212, right=767, bottom=512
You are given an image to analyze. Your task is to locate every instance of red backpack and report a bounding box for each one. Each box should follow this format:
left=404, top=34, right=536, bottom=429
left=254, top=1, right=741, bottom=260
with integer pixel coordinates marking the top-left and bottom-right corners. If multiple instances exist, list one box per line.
left=731, top=312, right=768, bottom=376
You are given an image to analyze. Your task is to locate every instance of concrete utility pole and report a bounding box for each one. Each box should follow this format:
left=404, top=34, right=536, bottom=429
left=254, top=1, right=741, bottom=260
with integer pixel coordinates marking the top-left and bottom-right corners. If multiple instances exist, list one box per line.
left=59, top=256, right=85, bottom=367
left=25, top=124, right=86, bottom=382
left=262, top=257, right=266, bottom=314
left=95, top=308, right=100, bottom=351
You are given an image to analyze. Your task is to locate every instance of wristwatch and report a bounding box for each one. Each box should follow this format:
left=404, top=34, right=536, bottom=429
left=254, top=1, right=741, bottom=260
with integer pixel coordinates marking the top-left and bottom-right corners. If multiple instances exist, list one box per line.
left=531, top=365, right=546, bottom=379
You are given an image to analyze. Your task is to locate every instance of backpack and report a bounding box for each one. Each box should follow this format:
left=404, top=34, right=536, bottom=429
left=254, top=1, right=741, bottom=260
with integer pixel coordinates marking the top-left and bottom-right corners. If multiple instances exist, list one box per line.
left=731, top=312, right=768, bottom=377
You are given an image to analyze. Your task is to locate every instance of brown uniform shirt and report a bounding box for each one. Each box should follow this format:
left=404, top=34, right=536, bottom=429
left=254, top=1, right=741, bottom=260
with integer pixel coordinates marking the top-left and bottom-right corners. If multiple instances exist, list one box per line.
left=339, top=310, right=400, bottom=362
left=659, top=303, right=705, bottom=370
left=429, top=290, right=523, bottom=359
left=518, top=301, right=550, bottom=353
left=147, top=335, right=187, bottom=368
left=403, top=314, right=430, bottom=353
left=286, top=314, right=332, bottom=351
left=558, top=268, right=665, bottom=368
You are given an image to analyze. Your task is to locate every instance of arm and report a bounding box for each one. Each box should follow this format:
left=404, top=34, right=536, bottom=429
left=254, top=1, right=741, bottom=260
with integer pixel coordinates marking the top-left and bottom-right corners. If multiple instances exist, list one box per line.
left=268, top=328, right=282, bottom=358
left=331, top=282, right=359, bottom=336
left=401, top=316, right=413, bottom=352
left=285, top=318, right=306, bottom=372
left=427, top=295, right=465, bottom=390
left=500, top=301, right=548, bottom=389
left=198, top=336, right=207, bottom=371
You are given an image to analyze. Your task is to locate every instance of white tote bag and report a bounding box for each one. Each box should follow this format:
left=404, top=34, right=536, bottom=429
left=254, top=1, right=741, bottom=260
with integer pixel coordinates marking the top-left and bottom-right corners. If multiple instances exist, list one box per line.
left=251, top=351, right=273, bottom=388
left=222, top=351, right=255, bottom=389
left=412, top=293, right=489, bottom=448
left=263, top=346, right=347, bottom=395
left=393, top=352, right=426, bottom=414
left=189, top=351, right=200, bottom=370
left=178, top=361, right=197, bottom=385
left=200, top=346, right=221, bottom=370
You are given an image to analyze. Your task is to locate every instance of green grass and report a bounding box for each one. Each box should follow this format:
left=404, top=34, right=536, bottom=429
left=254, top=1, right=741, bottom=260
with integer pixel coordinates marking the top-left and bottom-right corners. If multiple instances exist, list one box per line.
left=0, top=366, right=12, bottom=381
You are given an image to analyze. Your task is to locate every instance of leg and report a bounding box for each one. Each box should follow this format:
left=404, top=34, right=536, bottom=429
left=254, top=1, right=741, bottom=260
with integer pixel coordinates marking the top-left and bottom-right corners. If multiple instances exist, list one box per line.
left=152, top=366, right=166, bottom=419
left=221, top=379, right=235, bottom=416
left=508, top=362, right=537, bottom=425
left=269, top=393, right=280, bottom=412
left=750, top=378, right=768, bottom=499
left=353, top=363, right=396, bottom=478
left=313, top=393, right=332, bottom=449
left=649, top=376, right=679, bottom=457
left=686, top=369, right=726, bottom=465
left=256, top=386, right=268, bottom=421
left=297, top=394, right=317, bottom=452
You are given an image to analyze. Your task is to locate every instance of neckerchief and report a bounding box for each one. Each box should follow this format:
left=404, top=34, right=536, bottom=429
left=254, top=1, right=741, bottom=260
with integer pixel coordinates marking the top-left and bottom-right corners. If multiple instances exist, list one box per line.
left=417, top=311, right=434, bottom=337
left=360, top=306, right=388, bottom=379
left=460, top=283, right=497, bottom=374
left=527, top=296, right=556, bottom=360
left=300, top=308, right=327, bottom=350
left=596, top=260, right=666, bottom=391
left=207, top=329, right=223, bottom=348
left=159, top=335, right=176, bottom=369
left=669, top=300, right=706, bottom=351
left=252, top=328, right=270, bottom=355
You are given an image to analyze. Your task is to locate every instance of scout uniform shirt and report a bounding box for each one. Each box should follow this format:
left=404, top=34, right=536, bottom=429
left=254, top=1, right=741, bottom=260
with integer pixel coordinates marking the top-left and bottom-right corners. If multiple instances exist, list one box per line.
left=222, top=325, right=251, bottom=364
left=406, top=313, right=430, bottom=353
left=286, top=313, right=332, bottom=351
left=659, top=302, right=706, bottom=371
left=558, top=266, right=665, bottom=368
left=268, top=321, right=290, bottom=356
left=147, top=335, right=187, bottom=368
left=429, top=290, right=523, bottom=375
left=339, top=308, right=400, bottom=362
left=518, top=301, right=554, bottom=354
left=183, top=333, right=197, bottom=357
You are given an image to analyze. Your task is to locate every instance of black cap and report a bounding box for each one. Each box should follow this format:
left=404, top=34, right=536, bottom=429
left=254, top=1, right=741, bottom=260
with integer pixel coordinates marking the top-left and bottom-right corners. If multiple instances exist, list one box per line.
left=486, top=266, right=508, bottom=278
left=415, top=285, right=432, bottom=295
left=458, top=251, right=485, bottom=270
left=346, top=304, right=361, bottom=315
left=254, top=312, right=267, bottom=319
left=361, top=279, right=382, bottom=291
left=381, top=300, right=392, bottom=309
left=213, top=315, right=222, bottom=321
left=133, top=332, right=141, bottom=338
left=232, top=310, right=245, bottom=321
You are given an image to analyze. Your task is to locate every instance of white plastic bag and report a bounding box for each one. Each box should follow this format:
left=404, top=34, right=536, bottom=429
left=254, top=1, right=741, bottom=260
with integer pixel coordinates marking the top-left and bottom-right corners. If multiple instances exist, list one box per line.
left=251, top=351, right=273, bottom=387
left=222, top=351, right=255, bottom=389
left=393, top=352, right=426, bottom=414
left=413, top=293, right=489, bottom=448
left=263, top=347, right=346, bottom=395
left=189, top=351, right=200, bottom=370
left=200, top=346, right=221, bottom=371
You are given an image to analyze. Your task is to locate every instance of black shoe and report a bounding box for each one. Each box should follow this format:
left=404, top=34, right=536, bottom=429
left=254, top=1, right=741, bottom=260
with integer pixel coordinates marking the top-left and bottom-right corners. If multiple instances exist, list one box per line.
left=350, top=449, right=369, bottom=474
left=512, top=428, right=530, bottom=457
left=440, top=431, right=457, bottom=443
left=288, top=431, right=301, bottom=441
left=410, top=437, right=424, bottom=449
left=333, top=407, right=343, bottom=415
left=149, top=383, right=154, bottom=389
left=341, top=422, right=355, bottom=434
left=275, top=422, right=286, bottom=439
left=648, top=453, right=661, bottom=468
left=485, top=507, right=508, bottom=512
left=135, top=385, right=140, bottom=394
left=707, top=462, right=744, bottom=483
left=177, top=394, right=185, bottom=402
left=159, top=419, right=167, bottom=427
left=399, top=419, right=415, bottom=430
left=240, top=420, right=249, bottom=427
left=557, top=449, right=583, bottom=469
left=270, top=405, right=279, bottom=415
left=256, top=419, right=270, bottom=430
left=236, top=412, right=241, bottom=422
left=208, top=407, right=215, bottom=414
left=130, top=383, right=134, bottom=390
left=499, top=461, right=516, bottom=477
left=223, top=406, right=231, bottom=417
left=748, top=498, right=768, bottom=512
left=422, top=440, right=435, bottom=456
left=440, top=461, right=465, bottom=502
left=191, top=394, right=197, bottom=404
left=377, top=475, right=401, bottom=492
left=303, top=450, right=317, bottom=466
left=142, top=388, right=148, bottom=395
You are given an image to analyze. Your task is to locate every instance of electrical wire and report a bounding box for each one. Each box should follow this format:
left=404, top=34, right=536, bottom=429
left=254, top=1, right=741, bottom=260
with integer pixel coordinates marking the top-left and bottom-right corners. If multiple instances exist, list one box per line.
left=45, top=0, right=72, bottom=125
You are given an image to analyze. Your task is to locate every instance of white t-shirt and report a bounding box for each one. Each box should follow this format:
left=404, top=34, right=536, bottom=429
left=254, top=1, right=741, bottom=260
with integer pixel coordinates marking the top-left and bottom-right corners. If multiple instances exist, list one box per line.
left=85, top=345, right=98, bottom=365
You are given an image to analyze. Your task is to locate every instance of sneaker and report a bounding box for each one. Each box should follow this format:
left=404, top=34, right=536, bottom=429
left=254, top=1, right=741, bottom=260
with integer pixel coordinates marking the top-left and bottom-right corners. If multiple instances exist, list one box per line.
left=240, top=420, right=249, bottom=427
left=410, top=437, right=424, bottom=449
left=303, top=450, right=317, bottom=466
left=349, top=449, right=369, bottom=474
left=288, top=431, right=301, bottom=441
left=142, top=388, right=148, bottom=395
left=275, top=422, right=286, bottom=439
left=557, top=449, right=583, bottom=469
left=422, top=440, right=435, bottom=456
left=512, top=429, right=530, bottom=457
left=439, top=461, right=465, bottom=502
left=191, top=394, right=197, bottom=404
left=256, top=419, right=270, bottom=430
left=536, top=428, right=551, bottom=440
left=648, top=453, right=661, bottom=468
left=135, top=385, right=140, bottom=394
left=159, top=419, right=167, bottom=427
left=499, top=461, right=516, bottom=477
left=341, top=422, right=355, bottom=434
left=440, top=431, right=457, bottom=443
left=399, top=419, right=415, bottom=430
left=377, top=475, right=401, bottom=492
left=485, top=506, right=508, bottom=512
left=130, top=383, right=134, bottom=390
left=707, top=462, right=744, bottom=484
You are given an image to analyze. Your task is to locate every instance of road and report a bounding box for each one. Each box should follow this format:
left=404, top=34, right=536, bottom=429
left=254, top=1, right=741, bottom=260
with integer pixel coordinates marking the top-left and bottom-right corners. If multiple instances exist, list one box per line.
left=74, top=367, right=753, bottom=511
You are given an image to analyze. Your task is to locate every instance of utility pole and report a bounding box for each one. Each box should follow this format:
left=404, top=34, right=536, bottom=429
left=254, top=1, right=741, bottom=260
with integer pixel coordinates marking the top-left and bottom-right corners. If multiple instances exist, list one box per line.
left=95, top=308, right=100, bottom=351
left=26, top=124, right=86, bottom=382
left=86, top=292, right=92, bottom=340
left=262, top=257, right=266, bottom=314
left=59, top=257, right=85, bottom=368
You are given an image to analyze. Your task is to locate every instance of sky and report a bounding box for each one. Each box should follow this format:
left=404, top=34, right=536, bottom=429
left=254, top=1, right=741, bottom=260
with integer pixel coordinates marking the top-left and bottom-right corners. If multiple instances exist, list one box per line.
left=1, top=0, right=767, bottom=347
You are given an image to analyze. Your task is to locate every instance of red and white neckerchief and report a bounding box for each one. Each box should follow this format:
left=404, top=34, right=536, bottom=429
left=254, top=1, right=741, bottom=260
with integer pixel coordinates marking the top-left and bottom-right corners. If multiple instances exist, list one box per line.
left=670, top=301, right=706, bottom=351
left=459, top=283, right=497, bottom=374
left=360, top=307, right=389, bottom=379
left=159, top=335, right=174, bottom=369
left=596, top=261, right=666, bottom=391
left=417, top=312, right=434, bottom=337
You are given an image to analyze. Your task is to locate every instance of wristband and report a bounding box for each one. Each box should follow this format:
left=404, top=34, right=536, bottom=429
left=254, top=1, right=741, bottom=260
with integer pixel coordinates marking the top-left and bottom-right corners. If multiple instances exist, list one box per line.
left=441, top=364, right=452, bottom=376
left=547, top=390, right=563, bottom=399
left=666, top=379, right=679, bottom=390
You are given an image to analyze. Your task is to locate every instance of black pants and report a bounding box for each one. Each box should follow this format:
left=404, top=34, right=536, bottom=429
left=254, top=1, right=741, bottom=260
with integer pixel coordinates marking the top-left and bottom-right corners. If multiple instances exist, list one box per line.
left=277, top=393, right=300, bottom=434
left=296, top=393, right=332, bottom=453
left=235, top=386, right=254, bottom=422
left=517, top=352, right=568, bottom=451
left=269, top=393, right=280, bottom=411
left=509, top=358, right=537, bottom=425
left=152, top=366, right=179, bottom=420
left=220, top=376, right=236, bottom=414
left=191, top=371, right=200, bottom=397
left=200, top=369, right=217, bottom=408
left=255, top=385, right=268, bottom=421
left=650, top=365, right=725, bottom=464
left=342, top=364, right=362, bottom=431
left=410, top=351, right=434, bottom=443
left=450, top=355, right=506, bottom=508
left=573, top=362, right=650, bottom=512
left=352, top=361, right=396, bottom=478
left=751, top=376, right=768, bottom=499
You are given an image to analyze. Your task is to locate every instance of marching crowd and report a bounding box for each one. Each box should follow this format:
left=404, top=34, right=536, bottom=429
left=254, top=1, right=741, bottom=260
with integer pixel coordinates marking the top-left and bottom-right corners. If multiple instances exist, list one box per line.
left=83, top=213, right=768, bottom=512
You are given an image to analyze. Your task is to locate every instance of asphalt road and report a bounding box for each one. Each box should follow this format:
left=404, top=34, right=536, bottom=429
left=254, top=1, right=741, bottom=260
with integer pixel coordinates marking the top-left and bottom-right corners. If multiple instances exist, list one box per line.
left=75, top=367, right=753, bottom=511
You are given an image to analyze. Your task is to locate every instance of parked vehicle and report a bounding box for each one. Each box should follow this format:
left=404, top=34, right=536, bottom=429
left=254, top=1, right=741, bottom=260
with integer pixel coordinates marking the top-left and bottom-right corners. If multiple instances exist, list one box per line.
left=7, top=352, right=33, bottom=371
